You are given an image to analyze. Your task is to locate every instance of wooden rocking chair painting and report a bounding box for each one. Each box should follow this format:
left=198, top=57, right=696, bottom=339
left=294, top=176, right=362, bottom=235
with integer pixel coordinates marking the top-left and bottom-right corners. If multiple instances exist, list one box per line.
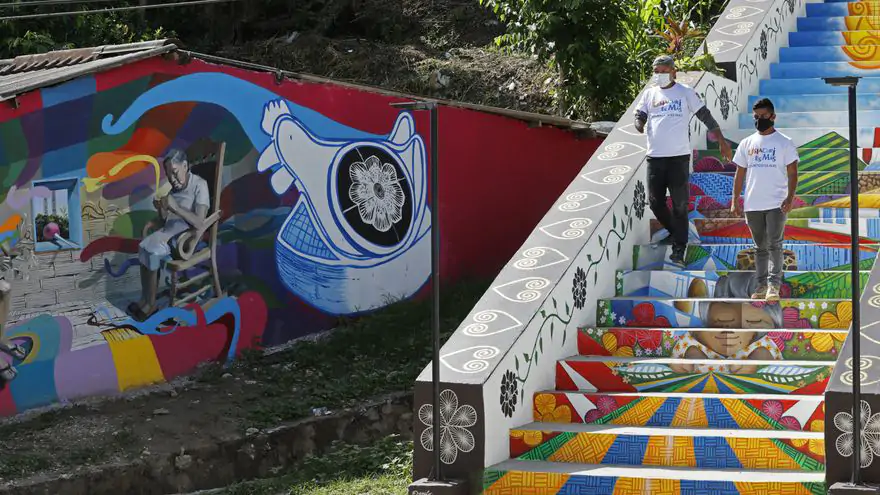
left=144, top=139, right=226, bottom=308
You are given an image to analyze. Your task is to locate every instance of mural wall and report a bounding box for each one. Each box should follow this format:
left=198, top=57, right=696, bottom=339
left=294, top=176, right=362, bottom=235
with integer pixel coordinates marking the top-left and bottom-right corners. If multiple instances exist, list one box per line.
left=0, top=55, right=600, bottom=414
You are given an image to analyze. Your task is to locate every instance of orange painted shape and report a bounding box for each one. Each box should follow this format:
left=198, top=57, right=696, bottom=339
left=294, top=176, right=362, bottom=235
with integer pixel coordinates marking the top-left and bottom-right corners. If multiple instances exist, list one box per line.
left=612, top=477, right=680, bottom=495
left=484, top=470, right=569, bottom=493
left=613, top=397, right=667, bottom=426
left=547, top=432, right=615, bottom=464
left=0, top=214, right=21, bottom=233
left=725, top=437, right=802, bottom=470
left=671, top=397, right=708, bottom=427
left=643, top=434, right=696, bottom=468
left=733, top=481, right=813, bottom=495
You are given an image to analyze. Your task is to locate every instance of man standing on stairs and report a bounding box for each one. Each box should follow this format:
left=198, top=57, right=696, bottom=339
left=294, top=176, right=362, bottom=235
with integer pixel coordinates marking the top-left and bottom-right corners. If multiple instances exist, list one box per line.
left=634, top=55, right=732, bottom=265
left=731, top=98, right=799, bottom=301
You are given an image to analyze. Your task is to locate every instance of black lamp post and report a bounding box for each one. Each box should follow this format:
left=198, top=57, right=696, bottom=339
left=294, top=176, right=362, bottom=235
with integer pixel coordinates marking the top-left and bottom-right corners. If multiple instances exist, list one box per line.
left=824, top=76, right=865, bottom=489
left=390, top=100, right=443, bottom=482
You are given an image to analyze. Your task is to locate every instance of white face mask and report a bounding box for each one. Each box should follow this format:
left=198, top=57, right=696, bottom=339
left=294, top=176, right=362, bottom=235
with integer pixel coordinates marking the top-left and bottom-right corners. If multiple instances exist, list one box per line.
left=653, top=73, right=672, bottom=87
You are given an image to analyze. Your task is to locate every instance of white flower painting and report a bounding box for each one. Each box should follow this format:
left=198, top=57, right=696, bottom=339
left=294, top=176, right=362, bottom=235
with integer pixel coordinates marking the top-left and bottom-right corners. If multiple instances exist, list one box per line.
left=419, top=389, right=477, bottom=464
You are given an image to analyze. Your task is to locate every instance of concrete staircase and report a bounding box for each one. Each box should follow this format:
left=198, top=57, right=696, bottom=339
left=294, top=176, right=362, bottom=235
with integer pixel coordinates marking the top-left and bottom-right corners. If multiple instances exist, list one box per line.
left=481, top=1, right=880, bottom=492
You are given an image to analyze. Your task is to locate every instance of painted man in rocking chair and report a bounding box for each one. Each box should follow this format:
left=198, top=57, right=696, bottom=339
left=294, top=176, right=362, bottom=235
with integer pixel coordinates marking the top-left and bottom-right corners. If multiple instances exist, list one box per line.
left=128, top=149, right=210, bottom=321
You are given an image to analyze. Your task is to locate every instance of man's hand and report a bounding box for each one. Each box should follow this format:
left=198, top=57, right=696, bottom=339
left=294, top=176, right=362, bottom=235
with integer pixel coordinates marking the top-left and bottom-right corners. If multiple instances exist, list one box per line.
left=719, top=140, right=733, bottom=163
left=730, top=198, right=742, bottom=217
left=164, top=194, right=179, bottom=213
left=781, top=195, right=794, bottom=214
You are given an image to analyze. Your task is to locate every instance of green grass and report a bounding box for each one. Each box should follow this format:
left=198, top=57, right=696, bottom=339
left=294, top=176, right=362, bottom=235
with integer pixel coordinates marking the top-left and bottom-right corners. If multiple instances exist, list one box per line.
left=202, top=279, right=491, bottom=428
left=222, top=435, right=412, bottom=495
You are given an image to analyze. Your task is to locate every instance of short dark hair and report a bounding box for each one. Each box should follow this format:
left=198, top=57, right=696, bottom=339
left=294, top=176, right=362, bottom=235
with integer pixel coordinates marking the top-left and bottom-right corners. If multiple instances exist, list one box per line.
left=752, top=98, right=775, bottom=114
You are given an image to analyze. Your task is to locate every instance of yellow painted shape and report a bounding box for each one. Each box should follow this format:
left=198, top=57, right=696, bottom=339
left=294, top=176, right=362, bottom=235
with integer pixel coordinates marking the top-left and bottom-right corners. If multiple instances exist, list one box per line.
left=612, top=397, right=666, bottom=426
left=106, top=331, right=166, bottom=391
left=850, top=3, right=880, bottom=16
left=843, top=30, right=880, bottom=45
left=726, top=437, right=802, bottom=470
left=672, top=397, right=708, bottom=427
left=734, top=481, right=813, bottom=495
left=846, top=16, right=880, bottom=31
left=612, top=477, right=679, bottom=495
left=484, top=470, right=569, bottom=493
left=714, top=376, right=748, bottom=394
left=83, top=155, right=161, bottom=193
left=702, top=375, right=720, bottom=394
left=643, top=434, right=696, bottom=468
left=721, top=398, right=775, bottom=430
left=548, top=433, right=615, bottom=464
left=815, top=195, right=880, bottom=208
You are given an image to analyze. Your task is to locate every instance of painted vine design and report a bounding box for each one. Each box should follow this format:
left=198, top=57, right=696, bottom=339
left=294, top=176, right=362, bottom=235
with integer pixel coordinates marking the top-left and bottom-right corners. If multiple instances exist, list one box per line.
left=499, top=182, right=644, bottom=416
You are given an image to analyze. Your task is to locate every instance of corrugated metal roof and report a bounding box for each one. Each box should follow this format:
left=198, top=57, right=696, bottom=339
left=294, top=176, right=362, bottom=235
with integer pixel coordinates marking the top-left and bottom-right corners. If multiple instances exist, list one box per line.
left=0, top=39, right=177, bottom=102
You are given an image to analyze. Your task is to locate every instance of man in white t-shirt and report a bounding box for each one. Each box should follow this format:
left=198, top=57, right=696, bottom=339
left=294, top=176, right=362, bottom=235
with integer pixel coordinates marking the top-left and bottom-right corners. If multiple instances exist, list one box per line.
left=634, top=55, right=732, bottom=265
left=731, top=98, right=799, bottom=301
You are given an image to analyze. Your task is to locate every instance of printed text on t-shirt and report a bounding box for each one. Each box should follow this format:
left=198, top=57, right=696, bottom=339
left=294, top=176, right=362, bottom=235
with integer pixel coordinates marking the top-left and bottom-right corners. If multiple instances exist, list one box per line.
left=747, top=146, right=778, bottom=168
left=652, top=98, right=683, bottom=117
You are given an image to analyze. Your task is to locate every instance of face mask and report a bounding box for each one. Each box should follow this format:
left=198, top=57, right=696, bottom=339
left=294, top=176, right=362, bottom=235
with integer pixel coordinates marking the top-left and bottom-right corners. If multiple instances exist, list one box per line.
left=653, top=73, right=672, bottom=87
left=754, top=117, right=773, bottom=132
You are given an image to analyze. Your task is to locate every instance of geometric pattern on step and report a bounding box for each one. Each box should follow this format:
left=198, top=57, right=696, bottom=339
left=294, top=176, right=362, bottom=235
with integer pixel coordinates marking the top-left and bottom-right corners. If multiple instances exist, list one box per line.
left=509, top=428, right=825, bottom=470
left=556, top=358, right=833, bottom=395
left=650, top=217, right=880, bottom=243
left=482, top=467, right=827, bottom=495
left=616, top=270, right=869, bottom=299
left=577, top=328, right=847, bottom=361
left=633, top=244, right=877, bottom=272
left=598, top=299, right=853, bottom=329
left=531, top=392, right=825, bottom=431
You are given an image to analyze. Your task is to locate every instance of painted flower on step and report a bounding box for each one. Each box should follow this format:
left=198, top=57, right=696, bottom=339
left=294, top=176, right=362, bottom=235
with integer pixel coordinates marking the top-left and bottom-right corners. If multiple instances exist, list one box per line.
left=762, top=400, right=784, bottom=421
left=627, top=303, right=671, bottom=328
left=633, top=181, right=647, bottom=220
left=500, top=370, right=518, bottom=418
left=510, top=428, right=543, bottom=447
left=792, top=419, right=825, bottom=456
left=349, top=155, right=406, bottom=232
left=419, top=389, right=477, bottom=464
left=767, top=332, right=794, bottom=352
left=820, top=302, right=853, bottom=330
left=534, top=393, right=573, bottom=424
left=572, top=267, right=587, bottom=310
left=834, top=400, right=880, bottom=468
left=803, top=331, right=846, bottom=354
left=783, top=307, right=812, bottom=329
left=610, top=328, right=662, bottom=351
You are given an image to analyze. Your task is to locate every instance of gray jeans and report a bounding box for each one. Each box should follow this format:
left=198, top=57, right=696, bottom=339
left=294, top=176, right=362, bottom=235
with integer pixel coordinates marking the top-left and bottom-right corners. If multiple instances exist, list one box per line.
left=745, top=208, right=787, bottom=287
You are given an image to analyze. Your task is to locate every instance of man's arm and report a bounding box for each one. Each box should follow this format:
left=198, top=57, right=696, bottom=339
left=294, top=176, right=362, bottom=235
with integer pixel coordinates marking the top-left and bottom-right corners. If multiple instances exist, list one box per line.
left=781, top=160, right=799, bottom=213
left=731, top=166, right=746, bottom=217
left=695, top=106, right=732, bottom=162
left=633, top=92, right=648, bottom=133
left=167, top=201, right=208, bottom=231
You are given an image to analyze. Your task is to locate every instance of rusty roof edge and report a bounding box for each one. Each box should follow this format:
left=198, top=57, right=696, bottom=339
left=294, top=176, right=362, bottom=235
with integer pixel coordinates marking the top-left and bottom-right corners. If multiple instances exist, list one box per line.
left=184, top=50, right=596, bottom=136
left=0, top=44, right=177, bottom=102
left=96, top=38, right=180, bottom=56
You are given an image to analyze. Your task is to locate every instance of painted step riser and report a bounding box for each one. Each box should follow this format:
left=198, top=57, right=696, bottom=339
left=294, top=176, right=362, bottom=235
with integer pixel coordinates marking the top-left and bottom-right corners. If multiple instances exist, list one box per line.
left=688, top=171, right=880, bottom=196
left=761, top=77, right=880, bottom=95
left=650, top=218, right=880, bottom=244
left=633, top=244, right=876, bottom=272
left=684, top=195, right=880, bottom=212
left=781, top=45, right=880, bottom=63
left=748, top=93, right=880, bottom=112
left=721, top=128, right=880, bottom=149
left=579, top=327, right=846, bottom=361
left=738, top=111, right=880, bottom=129
left=789, top=31, right=876, bottom=47
left=694, top=150, right=872, bottom=174
left=806, top=3, right=880, bottom=18
left=688, top=207, right=880, bottom=221
left=536, top=392, right=824, bottom=431
left=598, top=298, right=853, bottom=330
left=511, top=431, right=825, bottom=471
left=798, top=16, right=880, bottom=31
left=616, top=270, right=868, bottom=300
left=771, top=62, right=880, bottom=79
left=483, top=470, right=826, bottom=495
left=557, top=359, right=833, bottom=395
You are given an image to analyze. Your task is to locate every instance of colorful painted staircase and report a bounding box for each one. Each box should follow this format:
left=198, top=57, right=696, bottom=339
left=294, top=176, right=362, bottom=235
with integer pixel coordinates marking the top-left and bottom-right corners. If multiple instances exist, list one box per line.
left=481, top=1, right=880, bottom=493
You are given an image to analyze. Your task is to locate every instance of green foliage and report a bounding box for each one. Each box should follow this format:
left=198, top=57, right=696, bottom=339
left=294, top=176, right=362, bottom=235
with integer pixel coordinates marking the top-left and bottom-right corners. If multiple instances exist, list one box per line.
left=480, top=0, right=727, bottom=120
left=34, top=213, right=69, bottom=242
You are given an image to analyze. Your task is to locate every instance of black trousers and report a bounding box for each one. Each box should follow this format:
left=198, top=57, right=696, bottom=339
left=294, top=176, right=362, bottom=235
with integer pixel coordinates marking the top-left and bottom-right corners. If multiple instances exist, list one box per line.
left=647, top=155, right=690, bottom=248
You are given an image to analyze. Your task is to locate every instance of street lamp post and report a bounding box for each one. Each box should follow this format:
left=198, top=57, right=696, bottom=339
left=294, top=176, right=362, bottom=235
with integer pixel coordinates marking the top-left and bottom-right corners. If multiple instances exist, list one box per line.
left=824, top=76, right=869, bottom=492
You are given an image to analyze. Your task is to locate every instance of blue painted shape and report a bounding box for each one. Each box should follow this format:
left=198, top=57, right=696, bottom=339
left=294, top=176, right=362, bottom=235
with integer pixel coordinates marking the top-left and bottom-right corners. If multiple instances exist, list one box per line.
left=31, top=176, right=84, bottom=253
left=40, top=76, right=96, bottom=107
left=761, top=77, right=880, bottom=95
left=693, top=436, right=743, bottom=469
left=557, top=475, right=617, bottom=495
left=279, top=202, right=337, bottom=260
left=739, top=110, right=880, bottom=129
left=42, top=94, right=93, bottom=154
left=40, top=142, right=87, bottom=181
left=601, top=434, right=650, bottom=466
left=679, top=479, right=741, bottom=495
left=702, top=398, right=739, bottom=428
left=771, top=62, right=880, bottom=79
left=789, top=31, right=846, bottom=47
left=805, top=2, right=849, bottom=17
left=748, top=94, right=880, bottom=113
left=7, top=315, right=61, bottom=411
left=645, top=397, right=681, bottom=426
left=780, top=46, right=865, bottom=63
left=797, top=16, right=848, bottom=31
left=101, top=72, right=380, bottom=151
left=688, top=375, right=711, bottom=393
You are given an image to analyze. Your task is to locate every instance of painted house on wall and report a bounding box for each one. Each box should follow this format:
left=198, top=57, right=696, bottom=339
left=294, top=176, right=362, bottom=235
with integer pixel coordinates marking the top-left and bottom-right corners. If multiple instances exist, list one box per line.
left=0, top=39, right=602, bottom=415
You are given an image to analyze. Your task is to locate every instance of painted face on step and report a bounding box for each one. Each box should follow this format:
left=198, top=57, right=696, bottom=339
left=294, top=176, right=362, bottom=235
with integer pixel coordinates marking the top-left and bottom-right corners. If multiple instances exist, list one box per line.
left=706, top=302, right=741, bottom=329
left=742, top=303, right=776, bottom=329
left=695, top=329, right=757, bottom=357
